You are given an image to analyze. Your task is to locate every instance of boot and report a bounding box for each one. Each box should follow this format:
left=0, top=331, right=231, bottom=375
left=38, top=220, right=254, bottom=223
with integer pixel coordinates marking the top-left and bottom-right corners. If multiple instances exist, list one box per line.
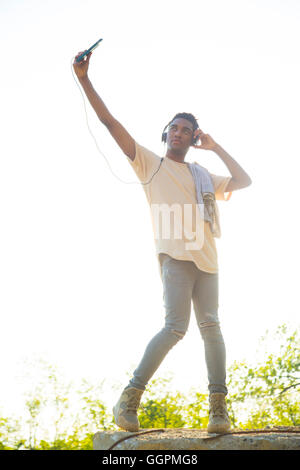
left=207, top=393, right=231, bottom=433
left=113, top=386, right=144, bottom=432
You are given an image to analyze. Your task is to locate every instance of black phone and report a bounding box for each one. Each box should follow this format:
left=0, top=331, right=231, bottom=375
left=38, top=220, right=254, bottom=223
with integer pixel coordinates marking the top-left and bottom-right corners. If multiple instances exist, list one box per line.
left=75, top=38, right=103, bottom=63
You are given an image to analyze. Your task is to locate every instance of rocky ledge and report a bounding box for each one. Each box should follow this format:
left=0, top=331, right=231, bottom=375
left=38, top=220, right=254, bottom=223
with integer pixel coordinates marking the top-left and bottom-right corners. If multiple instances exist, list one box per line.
left=93, top=427, right=300, bottom=451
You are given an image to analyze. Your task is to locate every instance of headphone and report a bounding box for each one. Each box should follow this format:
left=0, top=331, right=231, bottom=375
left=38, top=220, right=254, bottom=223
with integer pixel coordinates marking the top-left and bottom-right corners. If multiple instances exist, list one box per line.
left=144, top=123, right=199, bottom=186
left=161, top=124, right=200, bottom=146
left=142, top=124, right=200, bottom=186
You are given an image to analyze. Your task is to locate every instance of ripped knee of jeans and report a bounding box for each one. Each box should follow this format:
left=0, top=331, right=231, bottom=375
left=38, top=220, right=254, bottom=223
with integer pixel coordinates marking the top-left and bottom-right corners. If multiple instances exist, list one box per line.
left=199, top=321, right=223, bottom=342
left=170, top=328, right=186, bottom=339
left=200, top=321, right=219, bottom=329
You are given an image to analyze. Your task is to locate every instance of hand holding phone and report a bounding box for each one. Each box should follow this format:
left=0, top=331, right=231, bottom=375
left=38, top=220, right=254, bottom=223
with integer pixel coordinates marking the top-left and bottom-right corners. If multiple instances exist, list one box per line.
left=75, top=38, right=103, bottom=63
left=73, top=50, right=92, bottom=79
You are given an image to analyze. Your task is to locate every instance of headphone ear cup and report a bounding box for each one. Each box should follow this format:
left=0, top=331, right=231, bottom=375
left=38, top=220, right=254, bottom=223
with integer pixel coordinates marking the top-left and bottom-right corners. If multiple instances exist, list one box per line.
left=193, top=132, right=200, bottom=145
left=162, top=132, right=167, bottom=143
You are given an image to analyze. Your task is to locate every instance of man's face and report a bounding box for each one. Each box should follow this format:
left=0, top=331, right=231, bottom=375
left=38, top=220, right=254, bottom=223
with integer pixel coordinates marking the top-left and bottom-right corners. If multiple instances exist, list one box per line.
left=166, top=118, right=195, bottom=152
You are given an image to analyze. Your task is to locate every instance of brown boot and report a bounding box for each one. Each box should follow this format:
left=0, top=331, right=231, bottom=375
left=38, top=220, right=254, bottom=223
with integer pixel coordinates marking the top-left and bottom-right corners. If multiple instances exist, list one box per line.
left=207, top=393, right=231, bottom=433
left=113, top=386, right=144, bottom=432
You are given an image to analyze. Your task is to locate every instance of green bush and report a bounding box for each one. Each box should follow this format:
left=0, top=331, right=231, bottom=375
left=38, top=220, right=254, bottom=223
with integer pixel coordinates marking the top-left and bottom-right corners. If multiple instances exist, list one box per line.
left=0, top=323, right=298, bottom=449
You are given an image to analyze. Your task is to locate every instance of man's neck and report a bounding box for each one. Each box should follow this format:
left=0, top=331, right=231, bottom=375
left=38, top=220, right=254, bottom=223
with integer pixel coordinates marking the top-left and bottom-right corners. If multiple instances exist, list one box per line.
left=165, top=149, right=187, bottom=164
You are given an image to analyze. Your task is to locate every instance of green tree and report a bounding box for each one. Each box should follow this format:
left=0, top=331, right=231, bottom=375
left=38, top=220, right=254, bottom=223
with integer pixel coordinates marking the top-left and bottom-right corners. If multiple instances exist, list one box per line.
left=138, top=376, right=186, bottom=428
left=0, top=415, right=24, bottom=450
left=138, top=377, right=209, bottom=429
left=0, top=323, right=298, bottom=449
left=183, top=391, right=209, bottom=429
left=227, top=324, right=300, bottom=428
left=14, top=358, right=112, bottom=449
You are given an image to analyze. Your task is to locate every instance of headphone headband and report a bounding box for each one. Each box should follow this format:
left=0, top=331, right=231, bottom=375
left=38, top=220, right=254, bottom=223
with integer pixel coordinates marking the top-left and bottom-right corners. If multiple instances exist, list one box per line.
left=161, top=126, right=199, bottom=145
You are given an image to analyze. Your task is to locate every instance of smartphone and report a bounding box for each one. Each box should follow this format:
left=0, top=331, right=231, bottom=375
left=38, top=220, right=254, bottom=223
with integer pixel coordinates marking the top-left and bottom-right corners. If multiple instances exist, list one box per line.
left=75, top=38, right=103, bottom=63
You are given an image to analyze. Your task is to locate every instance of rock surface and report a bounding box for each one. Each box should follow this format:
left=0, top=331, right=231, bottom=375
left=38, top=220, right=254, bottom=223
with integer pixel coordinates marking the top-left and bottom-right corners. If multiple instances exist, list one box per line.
left=93, top=427, right=300, bottom=451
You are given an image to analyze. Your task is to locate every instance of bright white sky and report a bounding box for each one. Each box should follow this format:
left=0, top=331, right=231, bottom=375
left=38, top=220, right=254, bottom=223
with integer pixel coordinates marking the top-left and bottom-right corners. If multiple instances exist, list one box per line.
left=1, top=0, right=300, bottom=415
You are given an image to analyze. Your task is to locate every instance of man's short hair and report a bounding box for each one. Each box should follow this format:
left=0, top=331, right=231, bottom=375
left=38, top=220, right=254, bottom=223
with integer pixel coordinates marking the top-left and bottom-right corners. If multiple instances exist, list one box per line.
left=168, top=112, right=199, bottom=131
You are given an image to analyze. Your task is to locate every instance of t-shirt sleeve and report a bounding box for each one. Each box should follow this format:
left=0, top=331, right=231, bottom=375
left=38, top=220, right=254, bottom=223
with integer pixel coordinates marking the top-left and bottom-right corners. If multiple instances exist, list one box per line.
left=126, top=141, right=161, bottom=183
left=209, top=173, right=233, bottom=201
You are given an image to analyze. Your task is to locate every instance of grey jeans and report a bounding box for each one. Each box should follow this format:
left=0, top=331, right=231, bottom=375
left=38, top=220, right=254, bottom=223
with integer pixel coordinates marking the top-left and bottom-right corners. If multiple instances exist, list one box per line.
left=127, top=254, right=227, bottom=395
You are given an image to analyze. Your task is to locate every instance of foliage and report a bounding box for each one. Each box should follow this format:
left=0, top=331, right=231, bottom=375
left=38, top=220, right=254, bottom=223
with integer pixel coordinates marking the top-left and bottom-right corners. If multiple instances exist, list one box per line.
left=227, top=324, right=300, bottom=428
left=0, top=323, right=299, bottom=449
left=138, top=376, right=186, bottom=428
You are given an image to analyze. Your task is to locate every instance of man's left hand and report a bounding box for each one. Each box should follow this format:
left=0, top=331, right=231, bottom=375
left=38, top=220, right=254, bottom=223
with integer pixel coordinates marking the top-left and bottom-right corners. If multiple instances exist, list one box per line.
left=192, top=129, right=217, bottom=151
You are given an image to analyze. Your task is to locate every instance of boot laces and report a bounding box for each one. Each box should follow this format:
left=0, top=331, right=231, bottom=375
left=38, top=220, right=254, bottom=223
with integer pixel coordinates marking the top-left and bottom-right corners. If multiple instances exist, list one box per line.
left=210, top=397, right=227, bottom=417
left=125, top=393, right=141, bottom=412
left=211, top=403, right=226, bottom=417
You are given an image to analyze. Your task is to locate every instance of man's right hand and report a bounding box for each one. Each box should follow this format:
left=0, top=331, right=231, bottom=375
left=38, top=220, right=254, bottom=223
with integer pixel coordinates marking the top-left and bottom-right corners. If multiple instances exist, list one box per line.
left=72, top=50, right=136, bottom=161
left=73, top=51, right=92, bottom=79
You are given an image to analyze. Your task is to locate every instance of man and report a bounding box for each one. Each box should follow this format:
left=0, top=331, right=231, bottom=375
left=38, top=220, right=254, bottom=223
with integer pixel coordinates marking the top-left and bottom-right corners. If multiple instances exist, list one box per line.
left=73, top=51, right=252, bottom=434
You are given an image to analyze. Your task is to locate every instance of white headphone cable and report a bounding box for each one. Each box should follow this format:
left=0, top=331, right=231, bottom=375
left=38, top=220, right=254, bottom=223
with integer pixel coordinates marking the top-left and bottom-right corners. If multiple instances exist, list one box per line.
left=70, top=56, right=163, bottom=185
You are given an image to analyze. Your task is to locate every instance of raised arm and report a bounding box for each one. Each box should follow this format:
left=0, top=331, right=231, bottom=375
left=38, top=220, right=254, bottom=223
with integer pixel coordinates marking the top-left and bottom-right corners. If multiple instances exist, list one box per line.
left=73, top=51, right=136, bottom=161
